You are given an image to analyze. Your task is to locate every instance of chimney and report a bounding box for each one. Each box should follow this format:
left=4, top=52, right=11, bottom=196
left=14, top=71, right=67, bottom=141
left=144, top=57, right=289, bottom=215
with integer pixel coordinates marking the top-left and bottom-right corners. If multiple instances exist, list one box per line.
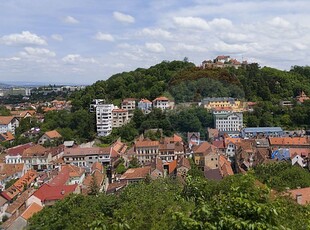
left=61, top=189, right=65, bottom=195
left=296, top=193, right=302, bottom=204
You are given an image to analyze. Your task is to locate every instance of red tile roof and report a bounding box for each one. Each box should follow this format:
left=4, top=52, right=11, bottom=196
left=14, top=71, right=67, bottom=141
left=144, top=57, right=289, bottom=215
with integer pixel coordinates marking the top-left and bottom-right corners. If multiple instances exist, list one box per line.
left=13, top=170, right=37, bottom=192
left=49, top=167, right=70, bottom=186
left=212, top=140, right=225, bottom=149
left=33, top=183, right=77, bottom=202
left=219, top=155, right=234, bottom=177
left=0, top=132, right=15, bottom=142
left=194, top=142, right=218, bottom=154
left=168, top=160, right=177, bottom=174
left=63, top=147, right=111, bottom=157
left=91, top=162, right=103, bottom=173
left=269, top=137, right=310, bottom=146
left=0, top=116, right=15, bottom=125
left=45, top=130, right=62, bottom=139
left=6, top=143, right=34, bottom=156
left=135, top=140, right=159, bottom=148
left=288, top=187, right=310, bottom=205
left=153, top=96, right=169, bottom=101
left=120, top=166, right=151, bottom=180
left=140, top=98, right=152, bottom=104
left=21, top=202, right=43, bottom=220
left=22, top=145, right=47, bottom=157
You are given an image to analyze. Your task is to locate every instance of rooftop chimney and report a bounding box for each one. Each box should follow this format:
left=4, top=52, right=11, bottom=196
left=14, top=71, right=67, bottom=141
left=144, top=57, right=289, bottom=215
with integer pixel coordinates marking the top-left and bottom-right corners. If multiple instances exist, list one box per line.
left=296, top=193, right=302, bottom=204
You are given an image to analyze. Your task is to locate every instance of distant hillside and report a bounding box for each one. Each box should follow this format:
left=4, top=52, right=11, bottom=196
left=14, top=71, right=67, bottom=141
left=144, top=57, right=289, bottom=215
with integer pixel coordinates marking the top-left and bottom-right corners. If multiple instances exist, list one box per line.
left=70, top=61, right=310, bottom=110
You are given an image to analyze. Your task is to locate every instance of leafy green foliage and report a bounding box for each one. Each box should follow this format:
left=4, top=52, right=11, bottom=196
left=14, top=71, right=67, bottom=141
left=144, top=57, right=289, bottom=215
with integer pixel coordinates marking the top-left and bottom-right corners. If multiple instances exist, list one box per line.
left=128, top=157, right=140, bottom=168
left=41, top=110, right=95, bottom=142
left=0, top=106, right=10, bottom=116
left=28, top=173, right=310, bottom=230
left=254, top=162, right=310, bottom=191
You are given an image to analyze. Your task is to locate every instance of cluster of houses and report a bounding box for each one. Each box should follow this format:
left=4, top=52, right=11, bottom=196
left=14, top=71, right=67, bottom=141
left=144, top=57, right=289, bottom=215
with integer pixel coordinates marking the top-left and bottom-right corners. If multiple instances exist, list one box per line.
left=91, top=97, right=174, bottom=136
left=0, top=99, right=73, bottom=143
left=201, top=55, right=248, bottom=69
left=0, top=132, right=193, bottom=229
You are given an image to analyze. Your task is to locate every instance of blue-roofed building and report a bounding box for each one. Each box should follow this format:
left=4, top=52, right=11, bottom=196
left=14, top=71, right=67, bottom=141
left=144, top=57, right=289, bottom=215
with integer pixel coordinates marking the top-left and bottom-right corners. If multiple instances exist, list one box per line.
left=241, top=127, right=284, bottom=138
left=271, top=148, right=290, bottom=161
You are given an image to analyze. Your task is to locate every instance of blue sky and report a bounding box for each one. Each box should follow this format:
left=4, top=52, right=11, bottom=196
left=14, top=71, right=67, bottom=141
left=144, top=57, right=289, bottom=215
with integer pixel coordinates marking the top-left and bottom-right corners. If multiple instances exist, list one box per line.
left=1, top=0, right=310, bottom=84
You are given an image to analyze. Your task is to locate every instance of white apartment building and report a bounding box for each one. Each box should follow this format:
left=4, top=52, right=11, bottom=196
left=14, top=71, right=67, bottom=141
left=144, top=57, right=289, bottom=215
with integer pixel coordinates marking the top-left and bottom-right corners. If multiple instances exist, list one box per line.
left=112, top=109, right=129, bottom=128
left=89, top=99, right=105, bottom=112
left=96, top=104, right=115, bottom=136
left=214, top=112, right=243, bottom=132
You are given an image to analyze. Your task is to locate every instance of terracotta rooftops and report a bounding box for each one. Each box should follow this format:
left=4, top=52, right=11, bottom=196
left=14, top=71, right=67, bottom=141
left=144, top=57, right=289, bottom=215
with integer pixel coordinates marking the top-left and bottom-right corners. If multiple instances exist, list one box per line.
left=135, top=140, right=159, bottom=148
left=0, top=163, right=25, bottom=178
left=194, top=142, right=218, bottom=154
left=63, top=147, right=111, bottom=156
left=22, top=145, right=47, bottom=157
left=33, top=183, right=77, bottom=202
left=153, top=96, right=169, bottom=101
left=140, top=98, right=152, bottom=103
left=0, top=116, right=15, bottom=125
left=269, top=137, right=310, bottom=146
left=13, top=170, right=37, bottom=192
left=6, top=143, right=34, bottom=156
left=120, top=166, right=151, bottom=180
left=288, top=187, right=310, bottom=205
left=45, top=130, right=62, bottom=139
left=0, top=132, right=15, bottom=142
left=21, top=202, right=43, bottom=220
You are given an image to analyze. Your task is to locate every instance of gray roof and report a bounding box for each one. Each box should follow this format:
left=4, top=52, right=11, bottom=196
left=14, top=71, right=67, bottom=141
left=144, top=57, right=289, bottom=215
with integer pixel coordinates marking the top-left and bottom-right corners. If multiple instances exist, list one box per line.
left=214, top=112, right=243, bottom=119
left=243, top=127, right=283, bottom=132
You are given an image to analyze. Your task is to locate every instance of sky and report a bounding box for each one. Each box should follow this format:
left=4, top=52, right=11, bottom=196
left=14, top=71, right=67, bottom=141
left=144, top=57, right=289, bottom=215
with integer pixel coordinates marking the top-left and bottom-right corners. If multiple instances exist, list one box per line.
left=1, top=0, right=310, bottom=85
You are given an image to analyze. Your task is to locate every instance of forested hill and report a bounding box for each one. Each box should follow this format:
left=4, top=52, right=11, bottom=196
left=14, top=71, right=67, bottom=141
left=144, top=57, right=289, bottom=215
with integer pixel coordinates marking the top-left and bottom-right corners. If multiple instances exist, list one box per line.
left=70, top=60, right=310, bottom=111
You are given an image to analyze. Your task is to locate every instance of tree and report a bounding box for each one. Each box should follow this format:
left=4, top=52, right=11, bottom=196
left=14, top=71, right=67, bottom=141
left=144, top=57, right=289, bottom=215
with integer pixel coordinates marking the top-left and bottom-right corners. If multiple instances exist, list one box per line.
left=88, top=174, right=100, bottom=195
left=128, top=157, right=140, bottom=168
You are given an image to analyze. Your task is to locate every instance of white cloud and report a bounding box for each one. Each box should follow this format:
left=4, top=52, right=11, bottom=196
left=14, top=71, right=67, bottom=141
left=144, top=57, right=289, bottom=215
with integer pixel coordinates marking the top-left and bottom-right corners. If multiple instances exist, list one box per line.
left=0, top=57, right=21, bottom=61
left=94, top=32, right=115, bottom=41
left=113, top=11, right=135, bottom=23
left=62, top=54, right=96, bottom=64
left=23, top=47, right=56, bottom=57
left=173, top=43, right=207, bottom=52
left=219, top=33, right=249, bottom=43
left=209, top=18, right=233, bottom=29
left=214, top=41, right=248, bottom=53
left=173, top=16, right=209, bottom=30
left=269, top=17, right=291, bottom=29
left=51, top=34, right=63, bottom=41
left=0, top=31, right=47, bottom=46
left=64, top=16, right=79, bottom=24
left=141, top=28, right=171, bottom=39
left=145, top=42, right=166, bottom=53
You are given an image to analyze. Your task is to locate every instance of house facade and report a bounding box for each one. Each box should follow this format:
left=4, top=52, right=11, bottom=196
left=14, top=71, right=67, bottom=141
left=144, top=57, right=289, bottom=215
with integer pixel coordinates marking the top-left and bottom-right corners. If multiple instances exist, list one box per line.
left=138, top=99, right=152, bottom=114
left=201, top=97, right=241, bottom=111
left=63, top=147, right=111, bottom=168
left=121, top=98, right=135, bottom=119
left=134, top=139, right=160, bottom=164
left=112, top=109, right=129, bottom=128
left=38, top=130, right=62, bottom=145
left=152, top=97, right=172, bottom=110
left=22, top=145, right=53, bottom=171
left=0, top=116, right=19, bottom=135
left=214, top=112, right=243, bottom=132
